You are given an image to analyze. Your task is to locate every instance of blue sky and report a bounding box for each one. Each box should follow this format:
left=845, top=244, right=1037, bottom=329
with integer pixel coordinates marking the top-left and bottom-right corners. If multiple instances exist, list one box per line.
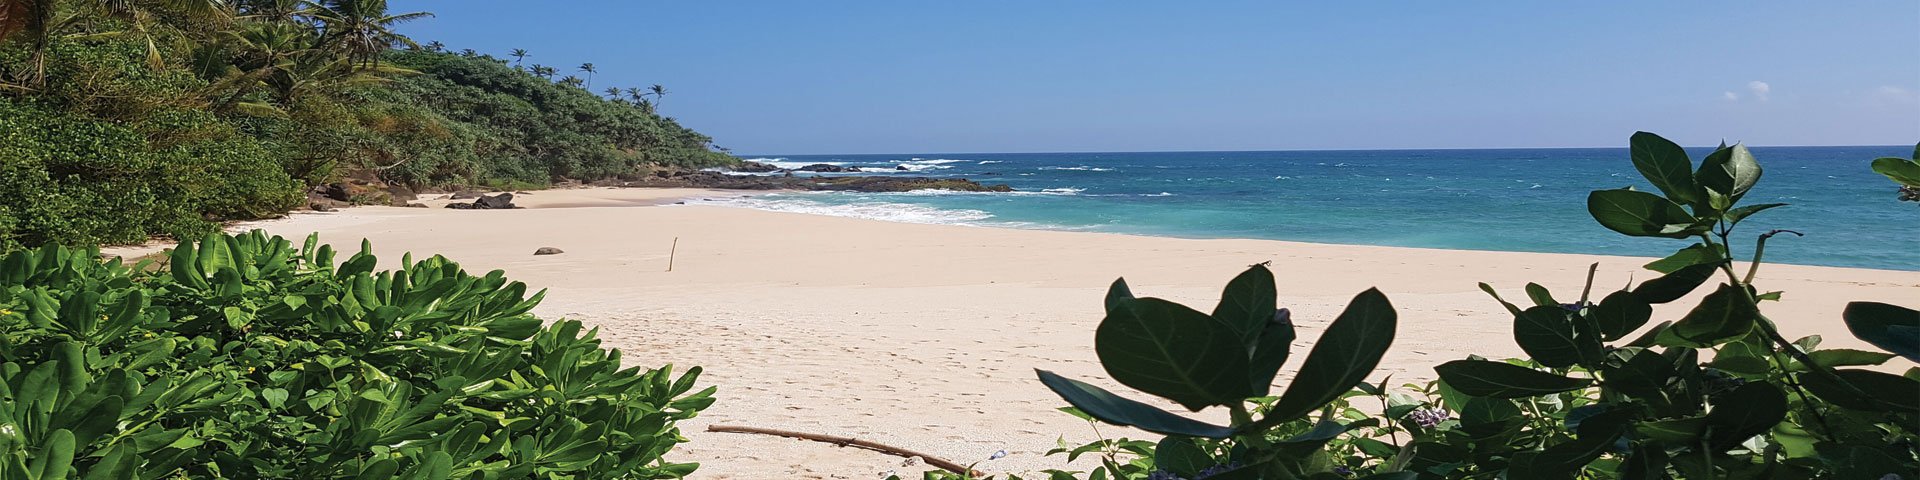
left=397, top=1, right=1920, bottom=154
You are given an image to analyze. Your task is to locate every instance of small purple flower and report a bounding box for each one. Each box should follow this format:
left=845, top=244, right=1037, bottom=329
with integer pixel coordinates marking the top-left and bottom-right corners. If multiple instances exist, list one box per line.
left=1196, top=462, right=1242, bottom=479
left=1408, top=407, right=1451, bottom=428
left=1334, top=466, right=1354, bottom=476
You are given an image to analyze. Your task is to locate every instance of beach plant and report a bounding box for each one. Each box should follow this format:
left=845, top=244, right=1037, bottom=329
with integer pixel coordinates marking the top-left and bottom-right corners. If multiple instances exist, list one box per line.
left=1031, top=263, right=1403, bottom=479
left=1873, top=144, right=1920, bottom=204
left=0, top=230, right=715, bottom=478
left=1403, top=132, right=1920, bottom=479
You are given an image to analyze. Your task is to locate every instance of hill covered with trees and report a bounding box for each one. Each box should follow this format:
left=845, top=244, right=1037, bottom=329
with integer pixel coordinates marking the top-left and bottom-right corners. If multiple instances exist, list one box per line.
left=0, top=0, right=736, bottom=252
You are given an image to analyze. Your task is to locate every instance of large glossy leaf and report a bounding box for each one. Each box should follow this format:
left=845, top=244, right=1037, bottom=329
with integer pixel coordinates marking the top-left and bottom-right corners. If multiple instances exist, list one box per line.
left=1033, top=370, right=1235, bottom=438
left=1694, top=144, right=1762, bottom=210
left=1261, top=288, right=1396, bottom=423
left=1600, top=348, right=1675, bottom=414
left=1095, top=297, right=1251, bottom=410
left=1435, top=360, right=1591, bottom=398
left=1591, top=290, right=1652, bottom=341
left=1872, top=156, right=1920, bottom=187
left=1629, top=132, right=1701, bottom=204
left=1588, top=189, right=1701, bottom=239
left=1247, top=308, right=1295, bottom=396
left=1643, top=244, right=1723, bottom=275
left=1655, top=284, right=1758, bottom=348
left=1154, top=437, right=1210, bottom=477
left=1704, top=381, right=1787, bottom=452
left=1842, top=301, right=1920, bottom=363
left=1510, top=408, right=1630, bottom=480
left=1210, top=264, right=1277, bottom=347
left=1104, top=278, right=1133, bottom=314
left=1724, top=203, right=1787, bottom=229
left=1800, top=369, right=1920, bottom=413
left=1514, top=306, right=1597, bottom=368
left=1631, top=263, right=1717, bottom=305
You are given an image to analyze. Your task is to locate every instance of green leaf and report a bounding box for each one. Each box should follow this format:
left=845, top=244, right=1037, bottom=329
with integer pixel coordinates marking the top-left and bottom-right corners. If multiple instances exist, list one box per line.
left=1703, top=381, right=1787, bottom=452
left=1153, top=437, right=1210, bottom=477
left=1033, top=370, right=1234, bottom=438
left=1591, top=290, right=1653, bottom=341
left=28, top=429, right=75, bottom=480
left=1247, top=308, right=1295, bottom=397
left=1643, top=244, right=1724, bottom=275
left=1262, top=288, right=1396, bottom=422
left=1724, top=203, right=1787, bottom=229
left=1694, top=144, right=1762, bottom=209
left=1871, top=156, right=1920, bottom=187
left=1629, top=132, right=1702, bottom=204
left=1511, top=408, right=1630, bottom=480
left=1211, top=264, right=1277, bottom=347
left=1513, top=306, right=1597, bottom=368
left=1631, top=263, right=1717, bottom=305
left=1588, top=189, right=1701, bottom=239
left=1095, top=297, right=1252, bottom=409
left=1800, top=369, right=1920, bottom=413
left=1619, top=442, right=1670, bottom=480
left=1104, top=278, right=1133, bottom=314
left=1601, top=348, right=1675, bottom=413
left=1524, top=283, right=1558, bottom=308
left=1435, top=359, right=1591, bottom=398
left=1655, top=284, right=1758, bottom=348
left=1801, top=348, right=1895, bottom=369
left=1842, top=301, right=1920, bottom=363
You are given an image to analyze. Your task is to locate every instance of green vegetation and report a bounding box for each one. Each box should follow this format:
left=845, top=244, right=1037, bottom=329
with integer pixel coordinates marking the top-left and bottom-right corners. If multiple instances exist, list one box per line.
left=0, top=231, right=714, bottom=478
left=0, top=0, right=735, bottom=252
left=917, top=132, right=1917, bottom=480
left=1873, top=144, right=1920, bottom=204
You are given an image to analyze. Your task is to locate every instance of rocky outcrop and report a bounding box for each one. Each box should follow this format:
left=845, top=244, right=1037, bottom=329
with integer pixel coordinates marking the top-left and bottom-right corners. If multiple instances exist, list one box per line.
left=445, top=193, right=518, bottom=209
left=734, top=161, right=783, bottom=172
left=795, top=163, right=863, bottom=173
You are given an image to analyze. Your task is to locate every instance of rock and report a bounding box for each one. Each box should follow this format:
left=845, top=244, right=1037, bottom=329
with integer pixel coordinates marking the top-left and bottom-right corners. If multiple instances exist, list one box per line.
left=895, top=165, right=909, bottom=171
left=445, top=193, right=517, bottom=210
left=533, top=247, right=564, bottom=255
left=384, top=184, right=418, bottom=207
left=324, top=182, right=391, bottom=205
left=310, top=203, right=335, bottom=212
left=732, top=161, right=783, bottom=173
left=474, top=193, right=515, bottom=209
left=450, top=191, right=484, bottom=200
left=405, top=203, right=428, bottom=208
left=795, top=163, right=850, bottom=173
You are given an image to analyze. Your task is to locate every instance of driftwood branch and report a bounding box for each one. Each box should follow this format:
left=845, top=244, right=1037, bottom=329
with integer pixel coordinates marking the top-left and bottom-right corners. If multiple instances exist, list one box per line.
left=705, top=425, right=980, bottom=477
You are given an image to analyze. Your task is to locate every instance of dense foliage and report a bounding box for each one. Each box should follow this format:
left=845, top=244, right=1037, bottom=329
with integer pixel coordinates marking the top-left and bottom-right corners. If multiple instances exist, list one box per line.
left=0, top=0, right=735, bottom=252
left=0, top=231, right=714, bottom=478
left=930, top=133, right=1918, bottom=480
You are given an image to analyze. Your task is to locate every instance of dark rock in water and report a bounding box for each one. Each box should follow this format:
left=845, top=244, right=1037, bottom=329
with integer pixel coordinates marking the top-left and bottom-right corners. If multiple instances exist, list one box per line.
left=446, top=193, right=517, bottom=210
left=733, top=161, right=784, bottom=173
left=895, top=165, right=910, bottom=171
left=846, top=166, right=863, bottom=172
left=450, top=191, right=484, bottom=200
left=796, top=163, right=850, bottom=173
left=533, top=247, right=564, bottom=255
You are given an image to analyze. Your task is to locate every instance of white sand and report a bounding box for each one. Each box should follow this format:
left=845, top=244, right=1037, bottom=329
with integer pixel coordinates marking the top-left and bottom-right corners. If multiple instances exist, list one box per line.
left=104, top=187, right=1920, bottom=479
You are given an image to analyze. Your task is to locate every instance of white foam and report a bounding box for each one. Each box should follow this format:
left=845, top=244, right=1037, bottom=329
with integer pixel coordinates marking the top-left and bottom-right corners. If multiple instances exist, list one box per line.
left=691, top=197, right=992, bottom=225
left=1040, top=166, right=1115, bottom=172
left=977, top=160, right=1003, bottom=165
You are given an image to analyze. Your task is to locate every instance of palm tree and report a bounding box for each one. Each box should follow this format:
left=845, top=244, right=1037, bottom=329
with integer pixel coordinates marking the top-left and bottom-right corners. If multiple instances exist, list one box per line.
left=312, top=0, right=433, bottom=68
left=648, top=84, right=668, bottom=110
left=578, top=62, right=595, bottom=89
left=509, top=48, right=529, bottom=68
left=425, top=40, right=445, bottom=52
left=459, top=48, right=474, bottom=57
left=529, top=64, right=554, bottom=79
left=558, top=75, right=583, bottom=88
left=625, top=87, right=646, bottom=103
left=603, top=86, right=621, bottom=99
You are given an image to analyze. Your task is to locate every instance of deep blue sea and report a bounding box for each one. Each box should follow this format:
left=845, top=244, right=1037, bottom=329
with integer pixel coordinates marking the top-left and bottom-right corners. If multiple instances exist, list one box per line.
left=699, top=147, right=1916, bottom=271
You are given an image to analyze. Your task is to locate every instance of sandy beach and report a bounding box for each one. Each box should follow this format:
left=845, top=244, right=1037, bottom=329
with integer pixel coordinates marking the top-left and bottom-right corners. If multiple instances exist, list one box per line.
left=106, top=187, right=1920, bottom=479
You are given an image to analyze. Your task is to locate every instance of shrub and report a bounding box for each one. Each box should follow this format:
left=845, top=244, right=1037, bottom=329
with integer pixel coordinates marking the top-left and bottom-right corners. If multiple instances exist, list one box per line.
left=0, top=231, right=714, bottom=478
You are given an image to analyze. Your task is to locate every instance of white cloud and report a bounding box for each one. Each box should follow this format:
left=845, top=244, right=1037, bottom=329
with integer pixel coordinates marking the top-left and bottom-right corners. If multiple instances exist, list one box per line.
left=1722, top=91, right=1739, bottom=101
left=1747, top=81, right=1770, bottom=101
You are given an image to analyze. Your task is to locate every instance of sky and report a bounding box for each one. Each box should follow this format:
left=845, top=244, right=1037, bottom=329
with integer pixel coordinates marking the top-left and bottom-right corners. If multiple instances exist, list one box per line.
left=396, top=1, right=1920, bottom=155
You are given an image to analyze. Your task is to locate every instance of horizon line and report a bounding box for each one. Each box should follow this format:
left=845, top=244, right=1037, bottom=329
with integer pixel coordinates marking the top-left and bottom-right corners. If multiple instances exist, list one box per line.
left=740, top=143, right=1913, bottom=158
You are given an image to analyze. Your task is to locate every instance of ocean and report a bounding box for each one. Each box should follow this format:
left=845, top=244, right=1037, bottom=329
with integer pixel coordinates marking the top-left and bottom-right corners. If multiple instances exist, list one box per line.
left=695, top=147, right=1917, bottom=271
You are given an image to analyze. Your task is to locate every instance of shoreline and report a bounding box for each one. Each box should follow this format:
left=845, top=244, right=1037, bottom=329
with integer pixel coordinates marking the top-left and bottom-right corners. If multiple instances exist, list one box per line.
left=99, top=187, right=1920, bottom=478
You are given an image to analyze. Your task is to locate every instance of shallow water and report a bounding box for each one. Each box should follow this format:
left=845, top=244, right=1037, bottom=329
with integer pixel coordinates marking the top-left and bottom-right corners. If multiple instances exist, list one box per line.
left=701, top=147, right=1917, bottom=270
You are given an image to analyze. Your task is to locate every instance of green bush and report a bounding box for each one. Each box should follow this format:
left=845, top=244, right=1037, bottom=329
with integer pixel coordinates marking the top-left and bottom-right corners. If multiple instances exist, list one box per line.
left=0, top=231, right=714, bottom=478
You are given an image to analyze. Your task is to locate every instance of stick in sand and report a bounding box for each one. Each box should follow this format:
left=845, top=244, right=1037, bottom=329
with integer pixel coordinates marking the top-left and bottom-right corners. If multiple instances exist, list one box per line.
left=667, top=237, right=678, bottom=272
left=705, top=425, right=981, bottom=477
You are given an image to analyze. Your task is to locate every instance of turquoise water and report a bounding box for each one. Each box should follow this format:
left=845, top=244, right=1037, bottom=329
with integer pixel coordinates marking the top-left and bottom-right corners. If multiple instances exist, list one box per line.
left=701, top=147, right=1916, bottom=270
